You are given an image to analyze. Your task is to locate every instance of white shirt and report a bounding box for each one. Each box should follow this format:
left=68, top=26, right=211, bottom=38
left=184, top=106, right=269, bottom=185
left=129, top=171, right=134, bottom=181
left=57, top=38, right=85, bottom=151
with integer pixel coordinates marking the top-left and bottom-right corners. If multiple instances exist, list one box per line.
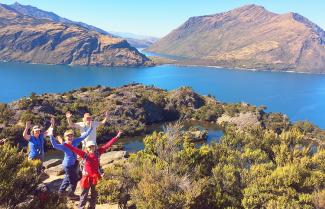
left=75, top=121, right=101, bottom=147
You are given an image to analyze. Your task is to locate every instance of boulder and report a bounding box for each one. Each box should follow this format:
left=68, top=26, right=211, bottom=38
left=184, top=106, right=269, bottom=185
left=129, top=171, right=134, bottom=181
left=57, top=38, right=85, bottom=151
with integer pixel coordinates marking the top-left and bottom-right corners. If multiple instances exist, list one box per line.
left=185, top=129, right=208, bottom=142
left=44, top=164, right=64, bottom=176
left=107, top=144, right=124, bottom=151
left=100, top=151, right=127, bottom=166
left=217, top=112, right=261, bottom=128
left=43, top=159, right=62, bottom=169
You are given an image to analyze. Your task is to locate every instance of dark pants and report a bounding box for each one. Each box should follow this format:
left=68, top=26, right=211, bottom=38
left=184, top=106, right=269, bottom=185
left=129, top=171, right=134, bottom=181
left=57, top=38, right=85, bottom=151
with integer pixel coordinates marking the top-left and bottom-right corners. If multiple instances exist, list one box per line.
left=59, top=162, right=78, bottom=195
left=79, top=184, right=97, bottom=209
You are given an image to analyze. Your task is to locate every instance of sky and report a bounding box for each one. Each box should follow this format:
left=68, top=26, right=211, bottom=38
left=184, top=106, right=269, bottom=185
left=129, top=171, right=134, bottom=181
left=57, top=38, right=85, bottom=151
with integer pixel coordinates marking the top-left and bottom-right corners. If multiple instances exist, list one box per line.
left=1, top=0, right=325, bottom=38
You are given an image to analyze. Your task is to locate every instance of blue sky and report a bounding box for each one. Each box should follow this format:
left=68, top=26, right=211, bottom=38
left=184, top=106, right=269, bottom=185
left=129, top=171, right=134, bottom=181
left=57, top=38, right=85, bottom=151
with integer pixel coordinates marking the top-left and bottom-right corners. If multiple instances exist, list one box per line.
left=1, top=0, right=325, bottom=37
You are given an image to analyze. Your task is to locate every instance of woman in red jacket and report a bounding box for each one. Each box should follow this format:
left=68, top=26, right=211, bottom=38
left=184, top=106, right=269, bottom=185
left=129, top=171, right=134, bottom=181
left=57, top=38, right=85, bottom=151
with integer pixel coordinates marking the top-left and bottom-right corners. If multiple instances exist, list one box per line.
left=64, top=131, right=122, bottom=209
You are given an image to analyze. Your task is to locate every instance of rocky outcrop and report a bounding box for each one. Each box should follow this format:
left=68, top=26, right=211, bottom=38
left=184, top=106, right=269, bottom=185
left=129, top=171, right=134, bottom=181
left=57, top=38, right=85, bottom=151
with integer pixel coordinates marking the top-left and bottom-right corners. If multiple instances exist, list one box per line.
left=100, top=151, right=128, bottom=169
left=1, top=84, right=210, bottom=144
left=44, top=164, right=64, bottom=176
left=217, top=112, right=261, bottom=129
left=0, top=4, right=153, bottom=67
left=43, top=159, right=61, bottom=169
left=147, top=4, right=325, bottom=73
left=184, top=128, right=208, bottom=142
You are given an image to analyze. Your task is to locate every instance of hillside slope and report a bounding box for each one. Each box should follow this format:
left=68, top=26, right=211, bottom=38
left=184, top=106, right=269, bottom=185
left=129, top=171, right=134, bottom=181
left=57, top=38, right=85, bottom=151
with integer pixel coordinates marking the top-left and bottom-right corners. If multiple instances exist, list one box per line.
left=147, top=5, right=325, bottom=73
left=0, top=4, right=152, bottom=67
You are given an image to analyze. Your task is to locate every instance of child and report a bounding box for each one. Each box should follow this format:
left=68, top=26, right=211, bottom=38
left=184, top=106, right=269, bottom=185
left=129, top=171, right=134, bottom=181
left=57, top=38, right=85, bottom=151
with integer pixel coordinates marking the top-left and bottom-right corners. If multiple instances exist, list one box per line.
left=48, top=119, right=93, bottom=200
left=64, top=131, right=122, bottom=209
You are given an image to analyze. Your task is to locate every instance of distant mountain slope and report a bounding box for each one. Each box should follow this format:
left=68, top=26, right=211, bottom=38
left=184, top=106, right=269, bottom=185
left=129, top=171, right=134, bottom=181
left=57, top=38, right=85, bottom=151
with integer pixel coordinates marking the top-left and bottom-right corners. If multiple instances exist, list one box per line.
left=8, top=2, right=158, bottom=48
left=0, top=4, right=152, bottom=67
left=147, top=4, right=325, bottom=73
left=109, top=31, right=159, bottom=48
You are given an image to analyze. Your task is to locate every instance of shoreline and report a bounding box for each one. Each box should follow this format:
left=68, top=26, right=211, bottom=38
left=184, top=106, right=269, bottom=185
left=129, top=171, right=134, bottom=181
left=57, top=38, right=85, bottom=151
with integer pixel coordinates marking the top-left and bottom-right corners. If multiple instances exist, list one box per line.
left=1, top=59, right=324, bottom=75
left=158, top=62, right=325, bottom=75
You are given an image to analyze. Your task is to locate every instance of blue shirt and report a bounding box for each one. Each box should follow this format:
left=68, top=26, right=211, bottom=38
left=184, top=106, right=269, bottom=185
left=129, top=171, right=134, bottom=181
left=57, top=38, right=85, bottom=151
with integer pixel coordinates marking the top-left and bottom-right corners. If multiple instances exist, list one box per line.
left=28, top=134, right=45, bottom=159
left=49, top=127, right=92, bottom=167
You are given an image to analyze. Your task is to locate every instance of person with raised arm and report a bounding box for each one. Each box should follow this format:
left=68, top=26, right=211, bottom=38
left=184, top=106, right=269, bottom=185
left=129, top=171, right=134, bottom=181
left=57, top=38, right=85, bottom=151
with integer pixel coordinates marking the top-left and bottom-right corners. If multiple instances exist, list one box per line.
left=48, top=118, right=93, bottom=200
left=23, top=120, right=53, bottom=164
left=66, top=111, right=109, bottom=149
left=64, top=131, right=122, bottom=209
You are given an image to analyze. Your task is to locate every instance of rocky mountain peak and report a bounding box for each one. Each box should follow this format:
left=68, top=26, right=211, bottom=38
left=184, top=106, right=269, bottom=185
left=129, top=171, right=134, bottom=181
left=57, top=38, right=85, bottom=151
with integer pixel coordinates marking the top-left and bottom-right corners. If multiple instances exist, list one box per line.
left=227, top=4, right=276, bottom=21
left=231, top=4, right=266, bottom=13
left=0, top=3, right=19, bottom=18
left=147, top=4, right=325, bottom=73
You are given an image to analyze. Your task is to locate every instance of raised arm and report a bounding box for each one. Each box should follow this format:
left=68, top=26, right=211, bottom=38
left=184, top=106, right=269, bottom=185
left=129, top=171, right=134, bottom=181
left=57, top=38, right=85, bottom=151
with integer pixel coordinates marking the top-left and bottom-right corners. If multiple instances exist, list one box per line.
left=98, top=131, right=122, bottom=154
left=49, top=135, right=65, bottom=151
left=44, top=117, right=55, bottom=137
left=66, top=111, right=77, bottom=129
left=73, top=124, right=93, bottom=145
left=64, top=143, right=86, bottom=158
left=23, top=121, right=32, bottom=140
left=100, top=111, right=109, bottom=125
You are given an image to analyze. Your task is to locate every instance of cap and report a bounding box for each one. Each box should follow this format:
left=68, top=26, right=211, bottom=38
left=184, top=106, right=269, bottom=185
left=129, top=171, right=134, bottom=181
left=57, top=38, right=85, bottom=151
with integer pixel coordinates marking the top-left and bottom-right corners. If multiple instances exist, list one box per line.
left=86, top=141, right=97, bottom=147
left=64, top=129, right=74, bottom=137
left=32, top=126, right=41, bottom=132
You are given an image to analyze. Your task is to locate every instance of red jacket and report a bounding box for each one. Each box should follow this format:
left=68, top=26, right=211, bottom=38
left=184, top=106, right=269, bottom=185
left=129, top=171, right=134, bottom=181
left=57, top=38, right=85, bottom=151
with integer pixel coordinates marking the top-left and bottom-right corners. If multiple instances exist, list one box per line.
left=64, top=136, right=119, bottom=188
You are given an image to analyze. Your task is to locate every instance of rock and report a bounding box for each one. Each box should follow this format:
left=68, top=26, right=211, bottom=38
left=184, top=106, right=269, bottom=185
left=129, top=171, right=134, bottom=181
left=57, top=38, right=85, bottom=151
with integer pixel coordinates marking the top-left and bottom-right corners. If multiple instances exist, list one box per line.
left=13, top=195, right=34, bottom=209
left=184, top=129, right=208, bottom=142
left=43, top=159, right=62, bottom=169
left=107, top=144, right=124, bottom=151
left=44, top=164, right=64, bottom=176
left=100, top=151, right=127, bottom=166
left=217, top=112, right=261, bottom=129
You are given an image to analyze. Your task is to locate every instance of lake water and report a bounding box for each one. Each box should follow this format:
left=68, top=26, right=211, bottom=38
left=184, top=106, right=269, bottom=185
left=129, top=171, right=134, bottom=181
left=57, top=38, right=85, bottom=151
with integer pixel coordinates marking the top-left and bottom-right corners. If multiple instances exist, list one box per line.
left=0, top=62, right=325, bottom=129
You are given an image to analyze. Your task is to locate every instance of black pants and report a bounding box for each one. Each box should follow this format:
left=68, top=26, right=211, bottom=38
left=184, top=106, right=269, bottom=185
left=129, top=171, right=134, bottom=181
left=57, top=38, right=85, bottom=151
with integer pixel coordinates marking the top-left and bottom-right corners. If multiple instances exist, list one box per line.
left=79, top=184, right=97, bottom=209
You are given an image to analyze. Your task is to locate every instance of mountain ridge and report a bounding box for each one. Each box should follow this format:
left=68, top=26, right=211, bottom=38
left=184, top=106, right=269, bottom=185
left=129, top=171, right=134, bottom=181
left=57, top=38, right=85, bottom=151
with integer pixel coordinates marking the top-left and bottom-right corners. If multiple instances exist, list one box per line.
left=0, top=3, right=153, bottom=67
left=8, top=2, right=158, bottom=48
left=147, top=4, right=325, bottom=73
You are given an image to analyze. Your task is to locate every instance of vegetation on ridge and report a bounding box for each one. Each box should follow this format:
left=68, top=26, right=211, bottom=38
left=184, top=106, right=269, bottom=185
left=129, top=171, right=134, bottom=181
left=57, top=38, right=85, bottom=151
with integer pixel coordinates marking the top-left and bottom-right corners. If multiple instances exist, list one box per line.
left=0, top=84, right=324, bottom=208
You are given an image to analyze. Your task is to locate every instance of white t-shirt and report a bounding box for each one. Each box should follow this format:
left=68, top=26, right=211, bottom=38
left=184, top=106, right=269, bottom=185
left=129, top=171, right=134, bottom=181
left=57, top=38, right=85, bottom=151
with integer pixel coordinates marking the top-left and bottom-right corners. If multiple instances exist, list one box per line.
left=75, top=121, right=101, bottom=147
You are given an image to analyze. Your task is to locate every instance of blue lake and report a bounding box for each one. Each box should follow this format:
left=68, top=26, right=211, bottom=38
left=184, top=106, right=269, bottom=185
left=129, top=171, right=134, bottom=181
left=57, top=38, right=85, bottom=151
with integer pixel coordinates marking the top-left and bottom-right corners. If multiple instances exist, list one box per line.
left=0, top=62, right=325, bottom=129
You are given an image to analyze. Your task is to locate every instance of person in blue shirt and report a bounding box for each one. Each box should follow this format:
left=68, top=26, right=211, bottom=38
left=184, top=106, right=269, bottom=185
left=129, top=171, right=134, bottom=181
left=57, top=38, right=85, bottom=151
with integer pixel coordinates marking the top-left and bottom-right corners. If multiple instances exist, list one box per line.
left=48, top=118, right=93, bottom=200
left=23, top=120, right=53, bottom=163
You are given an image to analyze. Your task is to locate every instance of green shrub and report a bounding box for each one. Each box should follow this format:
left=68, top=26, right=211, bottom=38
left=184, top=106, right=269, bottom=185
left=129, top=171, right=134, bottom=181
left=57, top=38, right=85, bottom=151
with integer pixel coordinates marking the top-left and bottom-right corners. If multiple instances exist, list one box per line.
left=97, top=179, right=121, bottom=204
left=98, top=122, right=325, bottom=209
left=0, top=143, right=40, bottom=208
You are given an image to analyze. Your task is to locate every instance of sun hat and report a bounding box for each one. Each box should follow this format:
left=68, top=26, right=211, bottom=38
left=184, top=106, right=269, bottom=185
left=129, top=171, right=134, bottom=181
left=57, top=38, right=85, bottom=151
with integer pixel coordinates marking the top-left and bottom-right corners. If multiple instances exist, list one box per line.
left=64, top=129, right=74, bottom=137
left=86, top=141, right=97, bottom=148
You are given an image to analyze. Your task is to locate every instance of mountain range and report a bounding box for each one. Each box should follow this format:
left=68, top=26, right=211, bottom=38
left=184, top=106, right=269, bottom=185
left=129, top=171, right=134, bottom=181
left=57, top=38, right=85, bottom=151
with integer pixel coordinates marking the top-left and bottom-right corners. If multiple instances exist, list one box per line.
left=0, top=3, right=152, bottom=67
left=8, top=2, right=158, bottom=48
left=147, top=4, right=325, bottom=73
